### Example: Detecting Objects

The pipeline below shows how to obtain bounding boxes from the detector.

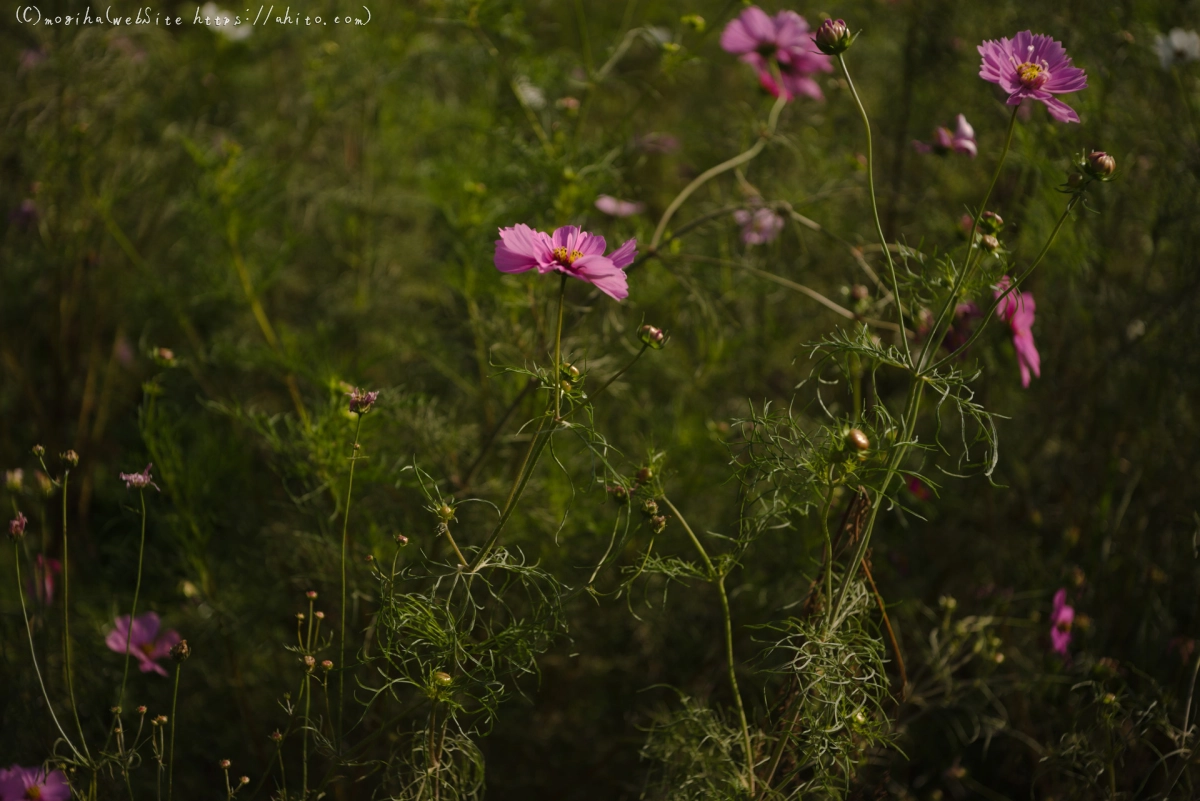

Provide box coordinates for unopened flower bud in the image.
[979,211,1004,234]
[240,776,249,785]
[111,706,122,714]
[9,512,28,540]
[32,444,45,457]
[638,325,666,349]
[269,730,283,742]
[635,467,653,484]
[437,503,454,521]
[306,590,317,600]
[156,347,176,364]
[434,671,452,686]
[850,284,869,302]
[1085,151,1116,179]
[980,234,1000,252]
[607,484,629,504]
[1066,172,1084,188]
[846,429,870,451]
[364,554,374,563]
[219,759,231,769]
[640,498,659,517]
[154,715,168,726]
[560,362,581,382]
[395,533,409,546]
[314,611,325,620]
[814,18,852,55]
[60,450,79,467]
[169,640,190,663]
[296,613,305,621]
[321,659,333,671]
[303,655,316,671]
[650,514,669,534]
[137,706,147,715]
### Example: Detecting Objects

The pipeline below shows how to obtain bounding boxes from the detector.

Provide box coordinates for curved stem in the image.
[819,480,837,630]
[919,106,1019,373]
[14,542,83,759]
[660,497,755,794]
[60,470,89,757]
[837,53,911,365]
[581,344,648,405]
[650,93,788,251]
[339,413,365,747]
[168,662,181,801]
[118,489,148,711]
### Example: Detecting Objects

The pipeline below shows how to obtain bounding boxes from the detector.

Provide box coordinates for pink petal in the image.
[720,7,774,55]
[551,225,581,252]
[570,255,629,301]
[781,73,823,101]
[575,230,607,256]
[1037,93,1080,123]
[608,238,638,270]
[494,224,550,273]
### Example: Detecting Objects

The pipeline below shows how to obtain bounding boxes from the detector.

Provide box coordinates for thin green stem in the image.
[339,413,365,747]
[927,196,1078,373]
[819,480,837,630]
[579,344,648,406]
[650,92,787,251]
[919,106,1019,373]
[60,470,90,757]
[14,542,83,759]
[302,674,312,798]
[660,497,755,795]
[118,489,148,711]
[168,662,181,801]
[553,274,567,421]
[441,521,469,567]
[837,53,911,366]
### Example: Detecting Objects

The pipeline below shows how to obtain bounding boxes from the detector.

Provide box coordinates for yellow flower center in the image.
[25,785,42,800]
[552,247,584,265]
[1015,61,1048,89]
[141,642,156,656]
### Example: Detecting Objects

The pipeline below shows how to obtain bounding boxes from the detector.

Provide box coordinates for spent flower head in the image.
[978,31,1087,123]
[494,224,638,301]
[8,512,27,540]
[347,387,379,414]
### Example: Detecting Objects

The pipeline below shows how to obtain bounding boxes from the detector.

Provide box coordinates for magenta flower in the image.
[594,195,645,218]
[942,302,982,352]
[913,114,977,157]
[1050,588,1074,655]
[28,554,61,606]
[720,7,833,101]
[994,277,1041,387]
[347,387,379,414]
[493,224,637,301]
[978,32,1087,123]
[119,464,160,492]
[0,765,70,801]
[733,207,785,245]
[8,512,27,539]
[105,612,181,677]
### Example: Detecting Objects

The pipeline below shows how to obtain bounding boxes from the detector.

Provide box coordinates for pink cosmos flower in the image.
[913,114,977,157]
[594,195,645,218]
[105,612,181,677]
[994,276,1041,387]
[978,32,1087,123]
[0,765,70,801]
[733,207,785,245]
[720,7,833,101]
[494,224,637,301]
[1050,588,1074,655]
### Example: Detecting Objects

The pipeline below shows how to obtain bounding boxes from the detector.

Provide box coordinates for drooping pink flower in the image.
[733,207,784,245]
[0,764,71,801]
[721,7,833,101]
[105,612,181,677]
[994,276,1041,387]
[119,464,160,492]
[978,32,1087,123]
[913,114,976,157]
[28,554,61,606]
[594,195,645,218]
[1050,588,1074,655]
[494,224,637,301]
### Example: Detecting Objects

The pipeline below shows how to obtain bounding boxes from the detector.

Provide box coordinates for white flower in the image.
[1155,28,1200,70]
[201,3,252,42]
[513,77,546,110]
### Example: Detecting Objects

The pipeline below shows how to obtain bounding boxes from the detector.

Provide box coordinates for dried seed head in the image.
[8,512,28,540]
[640,498,659,517]
[154,715,168,726]
[60,450,79,467]
[169,640,190,663]
[650,515,669,534]
[607,484,629,504]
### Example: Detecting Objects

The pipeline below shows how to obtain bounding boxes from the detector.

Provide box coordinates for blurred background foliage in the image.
[3,0,1200,798]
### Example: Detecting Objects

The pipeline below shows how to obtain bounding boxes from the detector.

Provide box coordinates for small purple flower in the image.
[1050,588,1074,655]
[105,612,181,677]
[28,555,61,606]
[0,765,71,801]
[994,277,1041,388]
[913,114,977,157]
[978,32,1087,123]
[494,224,637,301]
[721,7,833,102]
[594,195,645,218]
[633,132,680,154]
[8,512,27,539]
[733,207,785,245]
[119,464,160,492]
[347,387,379,414]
